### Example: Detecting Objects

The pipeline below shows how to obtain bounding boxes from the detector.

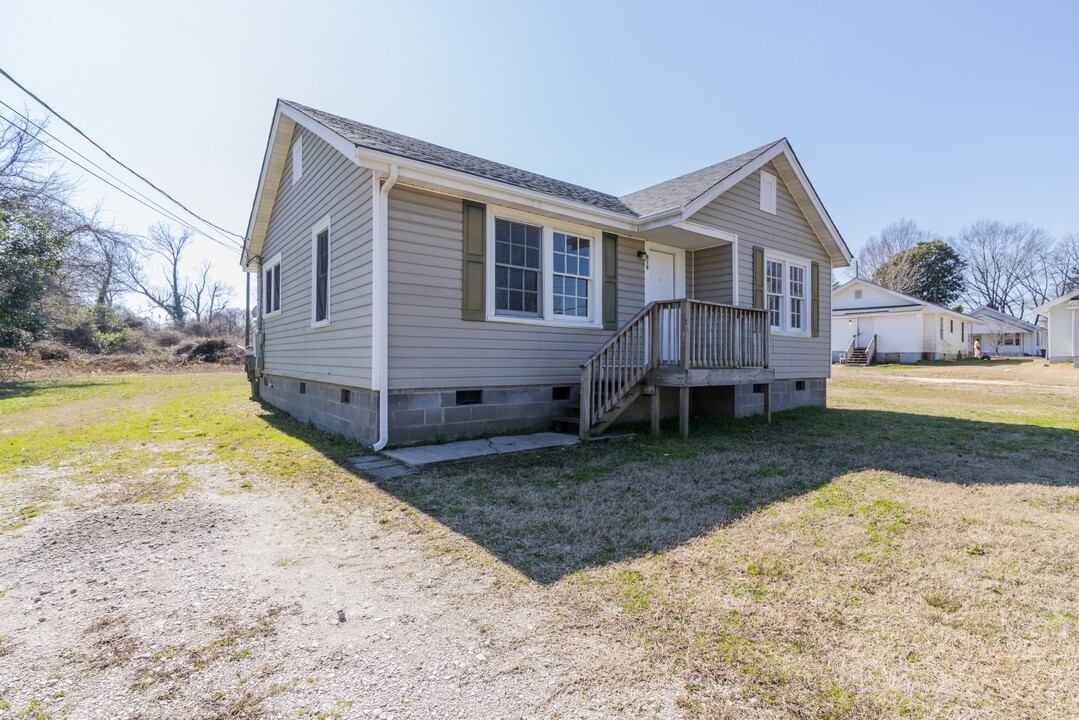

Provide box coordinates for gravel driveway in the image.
[0,483,682,719]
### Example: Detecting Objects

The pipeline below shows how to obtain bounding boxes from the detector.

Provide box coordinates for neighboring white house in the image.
[1033,290,1079,366]
[831,278,973,363]
[241,100,853,446]
[968,306,1046,357]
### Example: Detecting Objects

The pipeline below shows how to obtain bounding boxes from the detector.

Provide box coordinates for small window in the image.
[455,390,482,406]
[552,386,572,401]
[292,135,303,185]
[263,255,281,316]
[760,170,777,214]
[752,384,765,394]
[340,388,350,404]
[299,382,306,394]
[854,289,863,299]
[312,218,331,325]
[950,320,954,333]
[961,322,965,342]
[940,317,944,340]
[795,380,806,392]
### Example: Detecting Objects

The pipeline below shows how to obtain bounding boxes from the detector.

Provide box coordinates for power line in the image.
[0,112,242,254]
[0,98,239,249]
[0,65,245,242]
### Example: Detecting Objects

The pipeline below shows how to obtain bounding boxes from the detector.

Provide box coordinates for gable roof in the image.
[968,306,1041,333]
[284,101,636,216]
[833,278,974,322]
[243,100,852,268]
[1033,289,1079,314]
[619,141,782,216]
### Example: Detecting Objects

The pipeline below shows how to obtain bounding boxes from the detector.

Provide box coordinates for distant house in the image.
[241,100,852,447]
[968,306,1046,357]
[831,278,973,364]
[1033,290,1079,366]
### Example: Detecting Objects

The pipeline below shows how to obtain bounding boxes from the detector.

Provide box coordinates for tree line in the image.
[854,218,1079,319]
[0,109,239,355]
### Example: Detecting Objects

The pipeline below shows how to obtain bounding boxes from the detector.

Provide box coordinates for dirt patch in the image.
[0,487,684,719]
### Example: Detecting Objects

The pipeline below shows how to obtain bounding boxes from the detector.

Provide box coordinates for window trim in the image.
[484,205,603,328]
[763,249,812,336]
[760,170,777,214]
[263,253,282,318]
[310,215,331,328]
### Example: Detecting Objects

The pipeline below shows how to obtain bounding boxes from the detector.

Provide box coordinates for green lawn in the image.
[2,365,1077,718]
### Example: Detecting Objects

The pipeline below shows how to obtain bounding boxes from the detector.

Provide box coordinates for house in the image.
[1033,290,1079,366]
[968,306,1046,357]
[240,100,852,447]
[831,278,973,364]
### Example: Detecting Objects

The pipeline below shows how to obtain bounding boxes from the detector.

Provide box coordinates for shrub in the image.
[180,338,243,364]
[96,326,145,354]
[35,341,70,361]
[156,331,183,347]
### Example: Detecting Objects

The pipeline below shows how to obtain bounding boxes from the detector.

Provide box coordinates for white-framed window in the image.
[486,206,601,327]
[263,253,282,317]
[763,251,811,334]
[292,135,303,185]
[760,170,777,214]
[311,215,331,327]
[940,317,944,339]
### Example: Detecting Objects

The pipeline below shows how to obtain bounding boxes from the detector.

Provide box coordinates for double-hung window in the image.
[489,208,599,326]
[494,218,541,315]
[764,252,811,334]
[311,216,331,326]
[263,254,281,316]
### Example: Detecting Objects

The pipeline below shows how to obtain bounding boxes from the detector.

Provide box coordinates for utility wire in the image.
[0,113,242,254]
[0,65,245,242]
[0,98,240,249]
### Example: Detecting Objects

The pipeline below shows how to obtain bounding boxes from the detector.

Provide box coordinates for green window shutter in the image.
[461,200,486,321]
[602,233,619,330]
[811,261,821,337]
[752,245,765,309]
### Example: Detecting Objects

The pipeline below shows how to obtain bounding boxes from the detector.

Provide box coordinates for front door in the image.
[645,243,685,363]
[857,317,874,349]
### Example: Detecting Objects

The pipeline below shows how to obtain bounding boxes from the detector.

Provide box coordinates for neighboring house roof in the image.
[832,278,974,323]
[242,100,853,269]
[1033,290,1079,314]
[968,306,1041,333]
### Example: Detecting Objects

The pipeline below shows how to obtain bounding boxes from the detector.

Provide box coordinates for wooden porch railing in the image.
[844,334,857,364]
[579,299,769,438]
[866,333,878,365]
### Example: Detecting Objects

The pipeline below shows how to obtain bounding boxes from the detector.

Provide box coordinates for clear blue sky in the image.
[5,0,1078,311]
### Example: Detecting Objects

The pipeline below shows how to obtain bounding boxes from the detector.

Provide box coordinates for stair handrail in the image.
[845,334,857,364]
[866,334,878,365]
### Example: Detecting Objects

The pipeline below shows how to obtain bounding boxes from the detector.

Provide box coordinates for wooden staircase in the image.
[843,334,877,367]
[573,299,772,439]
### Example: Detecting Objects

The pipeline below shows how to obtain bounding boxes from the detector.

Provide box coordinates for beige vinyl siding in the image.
[691,245,734,304]
[687,161,832,380]
[260,127,374,387]
[386,186,645,389]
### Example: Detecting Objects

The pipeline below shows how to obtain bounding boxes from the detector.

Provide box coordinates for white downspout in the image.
[372,164,399,451]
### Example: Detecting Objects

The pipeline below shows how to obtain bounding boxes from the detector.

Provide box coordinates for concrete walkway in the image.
[383,431,579,467]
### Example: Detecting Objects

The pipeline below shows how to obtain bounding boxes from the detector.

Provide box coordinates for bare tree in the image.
[857,219,930,279]
[953,220,1051,318]
[120,223,192,326]
[0,108,69,214]
[186,260,233,322]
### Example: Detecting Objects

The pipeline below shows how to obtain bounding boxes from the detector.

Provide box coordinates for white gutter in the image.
[372,164,399,451]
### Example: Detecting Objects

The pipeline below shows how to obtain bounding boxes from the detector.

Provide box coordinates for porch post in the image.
[679,387,690,439]
[651,387,661,435]
[763,383,772,424]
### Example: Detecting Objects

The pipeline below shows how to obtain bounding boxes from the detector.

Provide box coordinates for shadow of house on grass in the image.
[258,403,1079,585]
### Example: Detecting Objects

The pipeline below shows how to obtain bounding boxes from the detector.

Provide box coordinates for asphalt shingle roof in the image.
[618,141,783,216]
[284,100,778,219]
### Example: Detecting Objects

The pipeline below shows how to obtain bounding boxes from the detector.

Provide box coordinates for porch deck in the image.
[577,299,773,439]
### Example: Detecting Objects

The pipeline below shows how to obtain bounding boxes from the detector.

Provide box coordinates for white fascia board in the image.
[833,308,922,317]
[671,221,736,243]
[243,101,367,271]
[356,148,640,233]
[680,140,852,267]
